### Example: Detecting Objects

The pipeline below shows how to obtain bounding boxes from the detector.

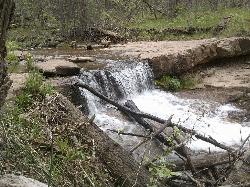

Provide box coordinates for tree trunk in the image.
[0,0,15,108]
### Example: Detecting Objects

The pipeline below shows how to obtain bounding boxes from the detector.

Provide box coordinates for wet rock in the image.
[0,174,47,187]
[35,59,80,77]
[68,56,95,63]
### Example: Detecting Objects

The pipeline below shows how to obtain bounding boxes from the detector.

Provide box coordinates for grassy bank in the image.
[125,7,250,40]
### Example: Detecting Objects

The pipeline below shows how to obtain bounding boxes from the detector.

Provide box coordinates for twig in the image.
[108,129,149,138]
[130,116,173,153]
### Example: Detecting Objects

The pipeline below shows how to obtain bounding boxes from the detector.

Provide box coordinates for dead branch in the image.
[108,129,149,138]
[76,82,234,153]
[130,117,172,153]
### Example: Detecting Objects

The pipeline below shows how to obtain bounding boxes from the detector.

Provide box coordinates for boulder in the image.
[68,56,95,63]
[0,174,47,187]
[35,59,80,77]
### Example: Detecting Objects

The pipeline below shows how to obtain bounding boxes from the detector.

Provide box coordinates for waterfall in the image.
[78,60,250,153]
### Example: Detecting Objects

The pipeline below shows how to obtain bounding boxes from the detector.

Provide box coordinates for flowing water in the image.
[78,60,250,154]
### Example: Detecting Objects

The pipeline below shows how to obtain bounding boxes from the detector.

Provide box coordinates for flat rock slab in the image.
[105,37,250,78]
[35,59,80,77]
[0,174,47,187]
[68,56,95,63]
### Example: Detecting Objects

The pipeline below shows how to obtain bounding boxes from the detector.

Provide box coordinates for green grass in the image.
[126,7,250,40]
[0,72,111,186]
[156,74,200,91]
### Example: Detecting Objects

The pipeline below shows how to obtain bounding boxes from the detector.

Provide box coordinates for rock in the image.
[106,37,250,78]
[0,174,47,187]
[68,57,95,63]
[13,51,29,61]
[7,73,29,99]
[55,66,81,76]
[35,59,80,77]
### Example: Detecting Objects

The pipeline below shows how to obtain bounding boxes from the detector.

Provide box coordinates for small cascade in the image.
[78,59,250,154]
[79,60,153,100]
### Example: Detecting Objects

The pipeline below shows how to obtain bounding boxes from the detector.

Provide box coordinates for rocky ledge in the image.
[106,37,250,78]
[35,59,81,77]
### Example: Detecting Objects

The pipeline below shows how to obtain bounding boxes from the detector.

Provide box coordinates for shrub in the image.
[6,52,19,72]
[15,72,54,111]
[156,75,181,91]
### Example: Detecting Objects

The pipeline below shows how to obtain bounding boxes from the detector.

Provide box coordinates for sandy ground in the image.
[197,58,250,89]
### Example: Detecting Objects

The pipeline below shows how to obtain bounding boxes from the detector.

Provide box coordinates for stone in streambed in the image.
[35,59,80,77]
[68,57,95,63]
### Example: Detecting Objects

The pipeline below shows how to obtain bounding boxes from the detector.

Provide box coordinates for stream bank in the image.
[5,36,250,186]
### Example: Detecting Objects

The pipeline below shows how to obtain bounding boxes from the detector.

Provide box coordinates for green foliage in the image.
[156,75,181,91]
[24,53,35,72]
[149,162,174,186]
[6,41,21,51]
[6,52,19,72]
[0,71,109,186]
[156,74,201,91]
[127,7,250,40]
[5,41,21,72]
[15,72,54,111]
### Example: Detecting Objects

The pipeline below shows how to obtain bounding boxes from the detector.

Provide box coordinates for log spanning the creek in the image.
[124,100,196,173]
[76,82,235,153]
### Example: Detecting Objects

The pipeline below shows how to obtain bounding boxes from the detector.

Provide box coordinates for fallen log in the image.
[171,152,233,171]
[125,100,195,172]
[76,82,234,153]
[37,94,150,186]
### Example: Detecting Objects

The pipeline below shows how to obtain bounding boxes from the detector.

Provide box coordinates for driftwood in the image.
[76,82,250,186]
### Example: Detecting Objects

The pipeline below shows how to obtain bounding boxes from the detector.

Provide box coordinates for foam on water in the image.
[132,90,250,151]
[79,61,250,152]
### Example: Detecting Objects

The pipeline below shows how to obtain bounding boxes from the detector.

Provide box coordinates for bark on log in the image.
[44,94,150,186]
[0,0,15,108]
[171,152,233,171]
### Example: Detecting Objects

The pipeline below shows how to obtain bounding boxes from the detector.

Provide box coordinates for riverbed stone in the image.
[68,56,95,63]
[35,59,81,77]
[0,174,47,187]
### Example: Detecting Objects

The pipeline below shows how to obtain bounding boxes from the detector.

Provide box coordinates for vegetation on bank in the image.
[156,74,201,91]
[127,7,250,40]
[0,66,114,186]
[8,0,250,48]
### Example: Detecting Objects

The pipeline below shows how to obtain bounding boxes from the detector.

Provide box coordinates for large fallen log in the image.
[171,152,233,171]
[37,94,150,186]
[125,100,196,173]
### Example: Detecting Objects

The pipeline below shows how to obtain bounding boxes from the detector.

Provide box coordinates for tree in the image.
[0,0,15,108]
